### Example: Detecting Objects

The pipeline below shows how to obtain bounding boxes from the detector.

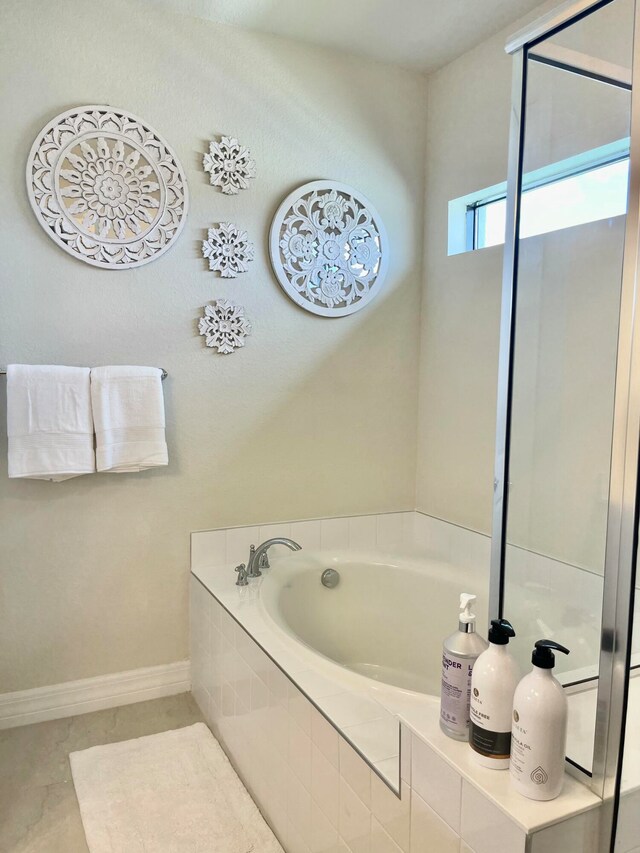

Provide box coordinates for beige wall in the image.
[416,27,512,533]
[0,0,426,691]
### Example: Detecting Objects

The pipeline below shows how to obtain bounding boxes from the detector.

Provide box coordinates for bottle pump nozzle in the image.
[459,593,477,632]
[488,618,516,645]
[532,639,570,669]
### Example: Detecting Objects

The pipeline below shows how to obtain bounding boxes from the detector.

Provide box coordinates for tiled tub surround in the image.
[191,512,616,852]
[191,511,638,775]
[191,512,487,789]
[191,511,640,687]
[191,577,603,853]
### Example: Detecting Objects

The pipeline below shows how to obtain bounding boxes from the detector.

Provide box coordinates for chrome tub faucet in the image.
[246,537,302,578]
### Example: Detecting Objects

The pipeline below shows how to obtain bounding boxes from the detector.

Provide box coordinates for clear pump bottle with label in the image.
[469,618,519,768]
[440,594,488,741]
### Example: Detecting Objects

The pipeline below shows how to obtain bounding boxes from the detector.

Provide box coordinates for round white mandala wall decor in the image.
[202,223,255,278]
[203,136,256,195]
[26,105,189,269]
[269,180,389,317]
[198,299,252,354]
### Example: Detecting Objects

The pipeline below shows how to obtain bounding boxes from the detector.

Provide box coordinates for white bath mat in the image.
[70,722,284,853]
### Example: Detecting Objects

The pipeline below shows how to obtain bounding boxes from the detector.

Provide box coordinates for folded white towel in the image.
[7,364,95,481]
[90,366,168,473]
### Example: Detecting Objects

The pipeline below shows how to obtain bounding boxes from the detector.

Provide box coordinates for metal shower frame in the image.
[490,0,639,847]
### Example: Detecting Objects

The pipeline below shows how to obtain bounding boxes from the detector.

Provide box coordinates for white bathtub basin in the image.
[260,550,489,696]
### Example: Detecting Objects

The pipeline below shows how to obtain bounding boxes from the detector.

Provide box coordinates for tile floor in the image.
[0,692,204,853]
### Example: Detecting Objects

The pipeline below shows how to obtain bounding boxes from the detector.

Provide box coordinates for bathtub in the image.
[259,549,489,698]
[191,517,606,846]
[256,549,607,778]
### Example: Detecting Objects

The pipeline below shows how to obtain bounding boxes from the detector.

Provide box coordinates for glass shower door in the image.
[494,0,636,802]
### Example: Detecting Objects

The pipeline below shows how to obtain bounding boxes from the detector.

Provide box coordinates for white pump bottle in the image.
[469,618,519,769]
[510,639,570,801]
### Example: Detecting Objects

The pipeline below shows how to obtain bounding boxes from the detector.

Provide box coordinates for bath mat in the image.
[70,722,283,853]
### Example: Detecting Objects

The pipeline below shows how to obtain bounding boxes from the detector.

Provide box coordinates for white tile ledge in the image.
[400,704,600,836]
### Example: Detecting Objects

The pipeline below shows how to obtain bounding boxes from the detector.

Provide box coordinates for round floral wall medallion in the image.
[269,180,389,317]
[26,105,189,269]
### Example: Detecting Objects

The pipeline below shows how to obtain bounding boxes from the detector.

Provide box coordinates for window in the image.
[448,139,630,255]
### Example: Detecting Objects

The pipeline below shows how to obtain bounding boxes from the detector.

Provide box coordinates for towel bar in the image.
[0,367,168,379]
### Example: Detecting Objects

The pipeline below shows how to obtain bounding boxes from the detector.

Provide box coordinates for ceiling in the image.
[151,0,548,73]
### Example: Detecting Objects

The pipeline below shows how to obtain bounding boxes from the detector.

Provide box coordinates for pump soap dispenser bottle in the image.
[440,594,488,741]
[510,639,570,801]
[469,618,519,768]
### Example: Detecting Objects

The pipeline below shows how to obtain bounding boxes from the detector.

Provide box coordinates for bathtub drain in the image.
[321,568,340,588]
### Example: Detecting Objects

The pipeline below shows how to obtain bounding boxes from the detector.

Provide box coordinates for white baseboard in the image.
[0,660,191,730]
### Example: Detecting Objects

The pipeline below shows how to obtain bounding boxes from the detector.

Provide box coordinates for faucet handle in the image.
[235,563,248,586]
[247,544,262,578]
[258,551,270,569]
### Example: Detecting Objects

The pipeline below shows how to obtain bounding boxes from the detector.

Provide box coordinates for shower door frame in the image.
[491,0,640,845]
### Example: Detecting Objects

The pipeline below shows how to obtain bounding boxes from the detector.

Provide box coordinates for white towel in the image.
[91,366,168,473]
[6,364,95,481]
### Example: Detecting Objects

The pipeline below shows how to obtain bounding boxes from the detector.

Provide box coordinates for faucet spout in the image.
[246,537,302,578]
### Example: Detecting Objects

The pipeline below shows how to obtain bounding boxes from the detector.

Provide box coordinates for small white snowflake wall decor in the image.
[203,136,256,195]
[198,300,252,354]
[202,222,255,278]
